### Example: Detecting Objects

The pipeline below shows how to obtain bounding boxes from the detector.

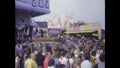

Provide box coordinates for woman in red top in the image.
[44,52,51,68]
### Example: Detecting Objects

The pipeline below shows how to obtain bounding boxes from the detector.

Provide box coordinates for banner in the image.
[48,28,62,34]
[36,22,48,28]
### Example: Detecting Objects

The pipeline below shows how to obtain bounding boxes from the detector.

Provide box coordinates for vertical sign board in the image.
[98,24,101,40]
[48,28,62,35]
[36,22,48,28]
[16,0,49,9]
[31,0,49,9]
[16,0,50,17]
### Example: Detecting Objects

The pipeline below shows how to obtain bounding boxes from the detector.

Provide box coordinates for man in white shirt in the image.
[96,49,100,59]
[24,56,30,68]
[81,53,93,68]
[58,53,68,67]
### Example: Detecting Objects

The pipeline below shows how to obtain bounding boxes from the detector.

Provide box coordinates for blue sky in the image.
[32,0,105,29]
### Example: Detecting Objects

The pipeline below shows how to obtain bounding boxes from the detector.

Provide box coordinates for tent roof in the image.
[64,30,97,34]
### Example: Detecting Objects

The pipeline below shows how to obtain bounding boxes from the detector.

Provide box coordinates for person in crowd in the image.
[27,53,38,68]
[16,44,23,57]
[72,53,80,68]
[96,49,101,60]
[91,50,98,68]
[44,52,52,68]
[15,30,105,68]
[54,53,60,68]
[74,48,80,58]
[24,54,30,68]
[15,55,20,68]
[29,25,33,40]
[34,49,38,56]
[67,53,73,68]
[36,50,45,68]
[36,30,40,38]
[57,64,65,68]
[19,55,24,68]
[58,52,68,67]
[48,59,55,68]
[98,53,105,68]
[81,52,92,68]
[79,53,83,65]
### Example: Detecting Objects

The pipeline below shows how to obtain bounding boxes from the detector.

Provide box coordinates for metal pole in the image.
[43,43,46,56]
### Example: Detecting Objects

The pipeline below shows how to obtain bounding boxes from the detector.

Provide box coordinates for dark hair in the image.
[25,55,29,59]
[99,53,105,62]
[78,53,82,58]
[48,59,55,66]
[91,50,96,56]
[56,53,60,58]
[71,53,74,58]
[79,47,83,51]
[60,52,65,57]
[84,52,90,60]
[18,44,20,47]
[57,64,65,68]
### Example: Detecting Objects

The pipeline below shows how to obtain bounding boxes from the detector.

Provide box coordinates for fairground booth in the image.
[64,23,102,40]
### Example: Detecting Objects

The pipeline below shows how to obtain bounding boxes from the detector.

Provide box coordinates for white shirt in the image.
[24,58,30,68]
[59,57,68,65]
[69,58,74,68]
[74,49,79,57]
[48,66,55,68]
[15,56,19,64]
[96,53,100,59]
[81,60,93,68]
[69,58,73,65]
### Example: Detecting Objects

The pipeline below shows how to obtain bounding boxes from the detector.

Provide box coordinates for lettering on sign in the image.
[31,0,49,9]
[16,0,49,9]
[32,0,36,7]
[38,0,44,8]
[45,0,49,8]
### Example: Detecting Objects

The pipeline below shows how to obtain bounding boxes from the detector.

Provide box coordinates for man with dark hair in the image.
[91,50,96,57]
[24,54,30,68]
[81,53,92,68]
[36,50,45,68]
[57,64,65,68]
[79,53,83,65]
[91,50,98,68]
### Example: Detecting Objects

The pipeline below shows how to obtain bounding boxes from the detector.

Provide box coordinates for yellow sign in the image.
[84,24,94,30]
[98,24,101,40]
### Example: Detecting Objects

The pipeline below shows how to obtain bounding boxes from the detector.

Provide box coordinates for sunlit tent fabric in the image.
[64,30,97,34]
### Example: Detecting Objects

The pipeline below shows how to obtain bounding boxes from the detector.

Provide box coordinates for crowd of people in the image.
[15,31,105,68]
